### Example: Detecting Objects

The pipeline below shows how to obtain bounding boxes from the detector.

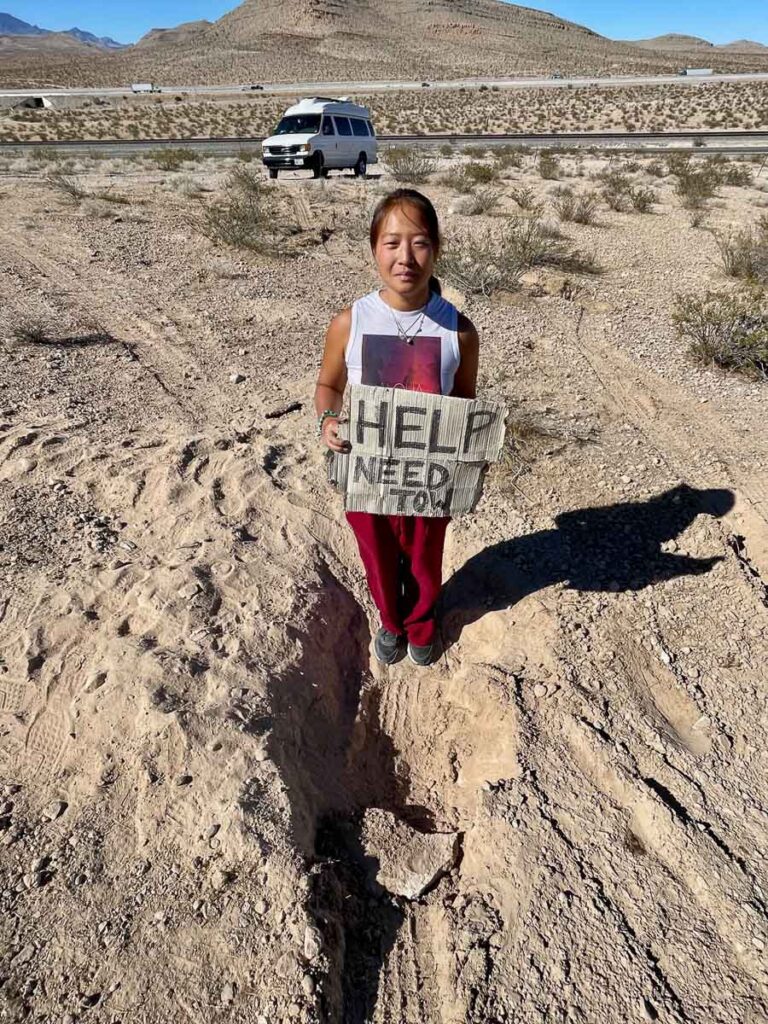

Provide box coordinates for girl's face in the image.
[373,203,438,305]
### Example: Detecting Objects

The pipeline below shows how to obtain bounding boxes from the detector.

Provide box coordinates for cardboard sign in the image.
[328,385,506,517]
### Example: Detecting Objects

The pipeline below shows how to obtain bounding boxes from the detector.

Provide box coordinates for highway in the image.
[2,131,768,157]
[2,71,768,100]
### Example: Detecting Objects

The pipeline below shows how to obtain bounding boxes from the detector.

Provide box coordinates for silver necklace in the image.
[387,300,428,345]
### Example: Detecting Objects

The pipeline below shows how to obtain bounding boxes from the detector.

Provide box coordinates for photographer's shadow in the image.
[439,483,735,647]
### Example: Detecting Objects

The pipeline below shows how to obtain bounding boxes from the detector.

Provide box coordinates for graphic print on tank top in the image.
[360,334,442,394]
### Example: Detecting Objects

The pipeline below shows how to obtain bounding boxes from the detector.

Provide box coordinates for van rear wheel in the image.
[354,153,367,178]
[311,153,325,179]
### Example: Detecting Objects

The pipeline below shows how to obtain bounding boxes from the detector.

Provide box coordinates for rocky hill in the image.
[1,0,767,87]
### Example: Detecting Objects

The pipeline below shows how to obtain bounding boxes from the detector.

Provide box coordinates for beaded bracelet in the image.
[316,409,339,438]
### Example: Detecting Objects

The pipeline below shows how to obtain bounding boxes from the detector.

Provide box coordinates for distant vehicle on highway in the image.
[678,68,713,76]
[131,83,161,94]
[261,96,377,179]
[421,81,430,87]
[243,84,264,91]
[550,71,563,79]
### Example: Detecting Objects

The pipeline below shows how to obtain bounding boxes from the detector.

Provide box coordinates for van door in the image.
[316,115,337,168]
[332,115,354,168]
[350,116,375,166]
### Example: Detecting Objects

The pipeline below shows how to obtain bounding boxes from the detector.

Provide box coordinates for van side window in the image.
[321,117,335,136]
[334,116,352,136]
[351,118,369,137]
[366,121,375,136]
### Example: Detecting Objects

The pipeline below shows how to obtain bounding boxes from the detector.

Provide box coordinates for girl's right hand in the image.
[322,417,351,453]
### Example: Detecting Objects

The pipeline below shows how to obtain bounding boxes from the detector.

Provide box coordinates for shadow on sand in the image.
[439,482,735,647]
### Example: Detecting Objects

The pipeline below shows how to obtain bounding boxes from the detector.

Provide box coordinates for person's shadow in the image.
[439,483,735,646]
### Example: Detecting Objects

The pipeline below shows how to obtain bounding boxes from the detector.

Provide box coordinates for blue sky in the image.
[4,0,766,46]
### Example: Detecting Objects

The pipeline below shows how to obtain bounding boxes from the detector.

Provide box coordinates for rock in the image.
[533,684,547,698]
[303,924,322,961]
[175,774,193,786]
[11,943,35,966]
[229,372,245,384]
[221,981,236,1004]
[360,808,459,900]
[42,800,67,821]
[301,974,315,996]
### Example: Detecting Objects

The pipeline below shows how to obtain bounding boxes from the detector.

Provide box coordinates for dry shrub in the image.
[629,186,657,213]
[538,150,559,180]
[464,162,498,185]
[599,170,632,212]
[714,228,768,284]
[147,147,198,171]
[440,167,475,193]
[551,187,600,225]
[383,146,436,184]
[46,170,88,203]
[462,187,502,215]
[201,168,304,255]
[672,290,768,379]
[437,227,522,297]
[510,186,538,210]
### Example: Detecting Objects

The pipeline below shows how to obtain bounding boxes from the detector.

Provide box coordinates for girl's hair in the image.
[369,188,442,296]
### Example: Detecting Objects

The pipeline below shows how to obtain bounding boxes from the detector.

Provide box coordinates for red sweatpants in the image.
[346,511,450,647]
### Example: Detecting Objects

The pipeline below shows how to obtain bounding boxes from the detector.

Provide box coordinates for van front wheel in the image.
[311,153,325,179]
[354,153,367,178]
[268,168,278,179]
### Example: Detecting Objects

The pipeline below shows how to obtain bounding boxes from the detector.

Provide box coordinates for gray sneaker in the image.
[374,628,404,665]
[407,641,436,667]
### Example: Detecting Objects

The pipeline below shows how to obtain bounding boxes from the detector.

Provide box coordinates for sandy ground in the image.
[2,80,768,143]
[1,151,768,1023]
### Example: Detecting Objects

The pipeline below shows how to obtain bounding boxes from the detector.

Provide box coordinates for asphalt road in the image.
[2,71,768,99]
[2,131,768,158]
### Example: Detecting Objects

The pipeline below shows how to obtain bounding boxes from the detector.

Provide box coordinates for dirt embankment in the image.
[1,156,767,1022]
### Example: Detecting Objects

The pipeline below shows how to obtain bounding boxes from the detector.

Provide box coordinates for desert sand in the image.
[1,146,768,1022]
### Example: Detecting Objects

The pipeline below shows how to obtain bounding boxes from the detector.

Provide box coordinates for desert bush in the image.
[439,143,454,156]
[599,171,632,212]
[629,186,657,213]
[440,167,475,193]
[462,187,502,215]
[147,147,198,171]
[720,163,753,187]
[646,159,667,178]
[383,146,437,184]
[674,166,719,209]
[11,317,50,344]
[464,162,498,185]
[437,227,523,296]
[510,186,538,210]
[503,214,599,274]
[551,187,600,225]
[46,170,88,203]
[234,148,257,163]
[538,150,559,180]
[29,146,62,163]
[672,290,768,379]
[494,145,523,169]
[201,168,303,255]
[713,228,768,283]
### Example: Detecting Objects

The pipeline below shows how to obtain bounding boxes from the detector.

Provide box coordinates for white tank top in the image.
[345,287,461,396]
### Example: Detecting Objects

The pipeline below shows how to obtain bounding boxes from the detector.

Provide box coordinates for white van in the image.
[261,96,377,180]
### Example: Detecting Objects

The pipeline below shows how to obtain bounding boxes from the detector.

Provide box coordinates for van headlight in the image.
[298,144,311,153]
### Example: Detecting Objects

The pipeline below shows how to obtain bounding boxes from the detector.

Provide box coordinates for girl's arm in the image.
[451,312,480,399]
[315,308,351,452]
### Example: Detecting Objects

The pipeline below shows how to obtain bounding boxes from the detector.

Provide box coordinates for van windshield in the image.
[274,114,321,136]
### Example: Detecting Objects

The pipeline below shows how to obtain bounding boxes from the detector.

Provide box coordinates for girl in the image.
[314,188,479,666]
